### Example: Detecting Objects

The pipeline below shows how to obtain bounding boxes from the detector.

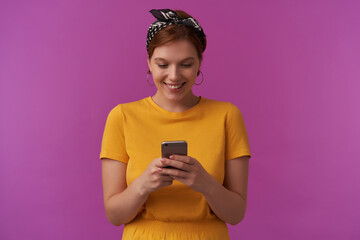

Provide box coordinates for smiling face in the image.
[147,39,201,105]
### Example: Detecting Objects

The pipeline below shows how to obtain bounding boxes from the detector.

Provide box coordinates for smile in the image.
[163,82,186,90]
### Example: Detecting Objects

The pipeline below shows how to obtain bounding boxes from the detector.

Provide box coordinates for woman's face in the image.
[147,39,201,103]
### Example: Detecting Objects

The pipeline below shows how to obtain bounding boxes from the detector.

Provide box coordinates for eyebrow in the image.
[154,57,195,61]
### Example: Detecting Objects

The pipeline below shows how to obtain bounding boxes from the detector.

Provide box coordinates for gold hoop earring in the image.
[147,70,155,86]
[195,70,204,86]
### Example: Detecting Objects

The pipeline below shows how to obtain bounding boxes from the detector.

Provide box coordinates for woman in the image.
[100,9,251,240]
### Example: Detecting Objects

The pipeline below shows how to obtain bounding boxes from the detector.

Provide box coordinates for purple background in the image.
[1,0,359,239]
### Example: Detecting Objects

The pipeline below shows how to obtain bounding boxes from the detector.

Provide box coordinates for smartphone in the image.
[161,141,187,168]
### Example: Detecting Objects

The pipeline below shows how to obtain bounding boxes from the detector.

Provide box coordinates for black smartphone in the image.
[161,141,187,168]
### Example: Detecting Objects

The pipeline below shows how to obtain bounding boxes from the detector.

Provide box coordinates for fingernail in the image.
[169,155,174,159]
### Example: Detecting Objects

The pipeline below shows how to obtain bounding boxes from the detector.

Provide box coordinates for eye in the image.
[158,64,168,68]
[181,63,193,68]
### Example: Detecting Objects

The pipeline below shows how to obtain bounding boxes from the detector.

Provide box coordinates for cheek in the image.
[152,71,165,82]
[189,70,198,79]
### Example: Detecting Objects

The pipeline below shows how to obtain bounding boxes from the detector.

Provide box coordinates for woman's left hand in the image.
[159,155,215,193]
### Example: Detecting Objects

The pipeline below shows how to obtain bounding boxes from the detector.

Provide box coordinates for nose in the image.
[168,65,181,82]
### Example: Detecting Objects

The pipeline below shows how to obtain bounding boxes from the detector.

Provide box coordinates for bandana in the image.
[146,9,206,52]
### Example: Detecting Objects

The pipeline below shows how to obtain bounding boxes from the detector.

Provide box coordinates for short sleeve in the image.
[225,103,251,160]
[99,105,129,163]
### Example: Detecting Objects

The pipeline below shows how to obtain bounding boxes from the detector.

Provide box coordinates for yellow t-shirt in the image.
[100,96,251,240]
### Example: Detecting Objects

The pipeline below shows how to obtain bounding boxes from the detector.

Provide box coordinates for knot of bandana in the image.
[146,9,206,52]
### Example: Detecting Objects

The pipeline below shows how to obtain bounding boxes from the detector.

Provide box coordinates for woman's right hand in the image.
[136,158,174,195]
[102,158,173,226]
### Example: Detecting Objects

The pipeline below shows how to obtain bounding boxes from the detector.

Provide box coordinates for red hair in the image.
[147,10,207,62]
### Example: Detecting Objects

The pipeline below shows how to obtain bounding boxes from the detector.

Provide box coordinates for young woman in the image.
[100,9,251,240]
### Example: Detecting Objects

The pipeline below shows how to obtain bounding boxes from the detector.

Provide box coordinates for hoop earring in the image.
[147,70,155,86]
[194,70,204,86]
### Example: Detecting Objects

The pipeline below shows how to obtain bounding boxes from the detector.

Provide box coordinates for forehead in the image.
[151,39,199,61]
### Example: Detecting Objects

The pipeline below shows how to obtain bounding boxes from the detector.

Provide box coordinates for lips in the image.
[163,82,186,90]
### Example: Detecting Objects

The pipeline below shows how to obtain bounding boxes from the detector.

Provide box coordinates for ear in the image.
[198,59,202,73]
[147,58,152,72]
[197,61,202,76]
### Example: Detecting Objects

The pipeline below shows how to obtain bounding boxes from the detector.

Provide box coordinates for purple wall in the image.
[1,0,359,239]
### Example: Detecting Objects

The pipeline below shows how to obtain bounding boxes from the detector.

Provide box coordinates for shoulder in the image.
[201,97,241,114]
[200,98,245,124]
[104,98,150,123]
[109,97,149,114]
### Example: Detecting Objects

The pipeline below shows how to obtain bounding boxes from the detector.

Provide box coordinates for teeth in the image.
[166,83,183,89]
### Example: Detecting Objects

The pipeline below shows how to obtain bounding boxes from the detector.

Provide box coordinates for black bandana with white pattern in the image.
[146,9,206,52]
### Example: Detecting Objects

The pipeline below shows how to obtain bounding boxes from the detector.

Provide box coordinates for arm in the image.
[102,158,147,226]
[160,155,250,225]
[102,158,173,226]
[204,156,249,225]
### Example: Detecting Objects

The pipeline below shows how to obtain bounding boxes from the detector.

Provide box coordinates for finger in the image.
[169,176,190,188]
[161,158,191,172]
[162,179,174,185]
[170,175,186,182]
[160,175,174,181]
[169,155,195,165]
[154,158,167,167]
[160,175,174,186]
[162,180,173,187]
[159,167,189,178]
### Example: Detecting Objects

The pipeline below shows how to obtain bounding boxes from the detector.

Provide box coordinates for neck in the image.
[151,92,200,113]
